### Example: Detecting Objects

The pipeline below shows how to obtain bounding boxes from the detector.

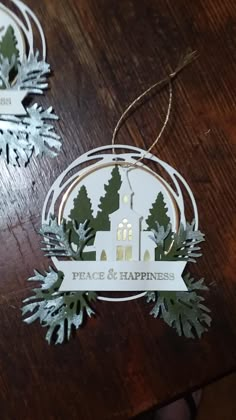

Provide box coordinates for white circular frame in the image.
[42,145,199,302]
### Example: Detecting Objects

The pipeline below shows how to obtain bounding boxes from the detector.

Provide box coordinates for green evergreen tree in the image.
[0,25,19,62]
[0,25,20,88]
[68,185,95,249]
[94,166,122,231]
[69,185,94,223]
[146,192,171,260]
[146,192,170,230]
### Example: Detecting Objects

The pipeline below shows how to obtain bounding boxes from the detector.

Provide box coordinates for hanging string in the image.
[111,50,197,162]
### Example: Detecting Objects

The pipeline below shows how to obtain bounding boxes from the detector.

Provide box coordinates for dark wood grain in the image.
[0,0,236,419]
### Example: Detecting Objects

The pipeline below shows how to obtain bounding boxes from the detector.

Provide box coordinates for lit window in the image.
[116,246,132,261]
[101,250,107,261]
[144,250,150,262]
[117,229,122,240]
[122,228,127,240]
[116,246,124,261]
[123,195,129,204]
[127,223,133,240]
[117,220,133,242]
[125,246,132,261]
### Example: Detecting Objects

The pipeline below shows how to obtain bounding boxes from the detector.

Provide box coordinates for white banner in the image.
[55,261,188,292]
[0,91,27,115]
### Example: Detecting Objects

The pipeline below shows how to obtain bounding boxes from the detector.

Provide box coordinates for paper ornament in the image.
[22,145,211,344]
[0,0,61,165]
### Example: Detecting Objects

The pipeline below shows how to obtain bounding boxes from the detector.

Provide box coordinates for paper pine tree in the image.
[95,166,122,230]
[68,185,94,246]
[0,25,19,88]
[146,192,170,230]
[69,185,94,223]
[0,25,19,62]
[146,192,171,259]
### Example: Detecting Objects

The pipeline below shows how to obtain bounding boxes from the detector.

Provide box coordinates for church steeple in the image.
[118,168,133,208]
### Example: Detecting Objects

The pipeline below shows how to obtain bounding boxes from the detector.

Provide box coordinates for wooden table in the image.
[0,0,236,419]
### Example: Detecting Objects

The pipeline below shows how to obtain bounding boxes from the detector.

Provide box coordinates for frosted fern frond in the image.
[0,54,17,89]
[22,267,97,345]
[14,51,50,94]
[147,273,211,338]
[150,222,171,246]
[40,215,94,260]
[0,104,61,165]
[150,220,205,263]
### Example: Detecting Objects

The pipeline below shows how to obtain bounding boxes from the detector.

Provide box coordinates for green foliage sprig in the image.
[0,104,61,165]
[150,220,205,262]
[22,267,97,344]
[40,215,94,260]
[147,273,211,338]
[14,51,50,94]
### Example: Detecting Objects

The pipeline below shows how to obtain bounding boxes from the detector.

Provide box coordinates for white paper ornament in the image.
[40,144,203,301]
[0,0,61,165]
[22,53,211,344]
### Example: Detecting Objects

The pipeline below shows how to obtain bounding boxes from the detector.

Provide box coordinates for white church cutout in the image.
[92,170,156,262]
